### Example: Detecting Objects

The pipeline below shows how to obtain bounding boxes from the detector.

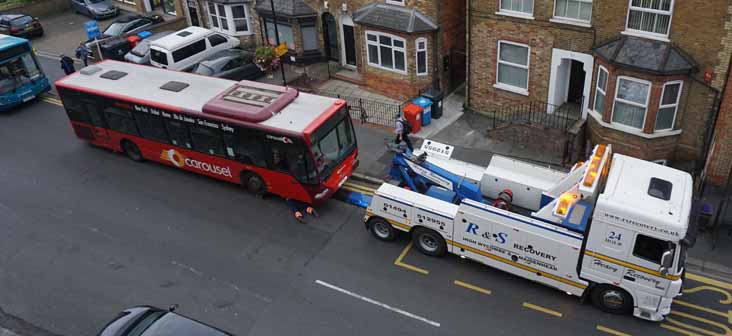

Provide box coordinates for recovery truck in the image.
[364,142,694,321]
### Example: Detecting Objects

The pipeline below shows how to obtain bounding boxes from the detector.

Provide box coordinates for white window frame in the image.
[497,0,535,20]
[415,37,428,76]
[365,31,408,75]
[385,0,406,5]
[495,40,530,96]
[624,0,674,41]
[611,76,652,131]
[593,65,608,113]
[205,2,253,36]
[655,80,683,132]
[551,0,592,26]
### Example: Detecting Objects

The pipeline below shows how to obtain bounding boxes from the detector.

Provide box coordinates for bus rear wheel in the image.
[412,228,446,257]
[122,140,144,162]
[241,172,265,195]
[591,285,633,315]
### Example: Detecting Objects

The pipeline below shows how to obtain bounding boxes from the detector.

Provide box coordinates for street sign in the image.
[84,20,101,40]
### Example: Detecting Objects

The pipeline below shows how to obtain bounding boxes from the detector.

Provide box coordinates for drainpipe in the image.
[432,0,441,91]
[465,0,472,110]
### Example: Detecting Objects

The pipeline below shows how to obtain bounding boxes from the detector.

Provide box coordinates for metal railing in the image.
[488,100,581,131]
[319,92,404,127]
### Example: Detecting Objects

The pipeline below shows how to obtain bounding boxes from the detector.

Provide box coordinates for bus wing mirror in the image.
[660,250,673,275]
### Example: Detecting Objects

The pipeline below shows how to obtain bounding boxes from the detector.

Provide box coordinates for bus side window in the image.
[85,103,106,128]
[103,106,139,136]
[223,130,267,167]
[62,93,91,123]
[164,119,192,148]
[190,125,225,156]
[134,111,169,143]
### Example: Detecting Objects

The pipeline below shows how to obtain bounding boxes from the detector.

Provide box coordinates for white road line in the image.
[315,280,441,327]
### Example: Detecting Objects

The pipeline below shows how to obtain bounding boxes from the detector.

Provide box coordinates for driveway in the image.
[30,10,122,58]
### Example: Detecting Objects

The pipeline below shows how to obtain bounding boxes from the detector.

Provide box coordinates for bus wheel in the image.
[241,172,265,194]
[412,228,446,257]
[591,285,633,315]
[368,217,397,241]
[121,140,144,162]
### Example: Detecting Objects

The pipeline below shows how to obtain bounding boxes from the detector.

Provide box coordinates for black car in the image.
[102,15,163,38]
[192,49,264,81]
[71,0,118,19]
[98,306,234,336]
[0,14,43,38]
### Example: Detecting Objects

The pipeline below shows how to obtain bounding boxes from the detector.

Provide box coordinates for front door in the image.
[323,13,339,62]
[343,24,356,66]
[567,60,586,105]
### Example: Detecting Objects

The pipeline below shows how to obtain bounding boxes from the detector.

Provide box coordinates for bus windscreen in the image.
[0,52,41,94]
[310,107,356,181]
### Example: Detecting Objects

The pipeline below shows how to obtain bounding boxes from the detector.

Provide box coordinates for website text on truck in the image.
[0,34,50,111]
[365,143,693,321]
[55,60,357,204]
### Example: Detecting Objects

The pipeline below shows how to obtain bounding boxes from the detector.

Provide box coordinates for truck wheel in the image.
[241,172,265,195]
[412,228,446,257]
[122,140,144,162]
[591,285,633,315]
[368,217,397,241]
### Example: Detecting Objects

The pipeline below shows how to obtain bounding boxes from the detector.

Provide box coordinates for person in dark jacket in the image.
[286,198,318,223]
[75,43,90,66]
[60,55,75,75]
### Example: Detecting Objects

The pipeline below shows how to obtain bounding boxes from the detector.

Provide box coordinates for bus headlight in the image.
[315,188,330,199]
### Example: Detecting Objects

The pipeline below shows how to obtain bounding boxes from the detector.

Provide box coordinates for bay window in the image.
[655,81,682,131]
[612,77,650,130]
[554,0,592,22]
[594,66,608,113]
[302,23,318,51]
[626,0,674,38]
[366,31,407,74]
[496,41,530,94]
[206,2,252,35]
[264,19,295,50]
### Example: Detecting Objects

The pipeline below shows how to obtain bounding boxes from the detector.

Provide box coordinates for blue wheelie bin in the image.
[412,96,433,126]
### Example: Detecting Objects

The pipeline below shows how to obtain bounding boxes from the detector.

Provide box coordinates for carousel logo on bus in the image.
[266,134,293,144]
[160,149,233,178]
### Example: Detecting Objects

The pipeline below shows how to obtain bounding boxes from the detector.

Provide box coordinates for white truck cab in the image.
[364,144,693,321]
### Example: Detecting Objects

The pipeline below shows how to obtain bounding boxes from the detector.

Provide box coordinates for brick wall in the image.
[0,0,71,17]
[706,63,732,185]
[587,117,681,161]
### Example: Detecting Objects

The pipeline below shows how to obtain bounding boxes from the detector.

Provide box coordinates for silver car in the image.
[192,49,263,80]
[124,31,174,64]
[70,0,118,19]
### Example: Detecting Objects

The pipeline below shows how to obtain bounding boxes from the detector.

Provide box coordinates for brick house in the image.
[467,0,732,166]
[182,0,466,101]
[704,60,732,187]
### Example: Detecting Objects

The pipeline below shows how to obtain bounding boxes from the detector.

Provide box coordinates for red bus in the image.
[55,60,357,205]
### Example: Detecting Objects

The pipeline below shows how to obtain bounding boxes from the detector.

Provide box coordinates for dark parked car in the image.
[0,14,43,38]
[70,0,118,19]
[98,306,233,336]
[192,49,263,80]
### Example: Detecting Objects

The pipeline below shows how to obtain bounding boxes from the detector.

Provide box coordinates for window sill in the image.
[621,30,670,43]
[495,11,534,20]
[588,109,682,139]
[209,26,254,37]
[494,83,529,96]
[385,0,405,6]
[366,62,408,76]
[549,17,591,28]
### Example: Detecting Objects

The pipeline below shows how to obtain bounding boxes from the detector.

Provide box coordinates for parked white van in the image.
[149,26,239,71]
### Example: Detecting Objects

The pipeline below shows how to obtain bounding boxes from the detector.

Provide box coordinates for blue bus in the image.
[0,33,50,111]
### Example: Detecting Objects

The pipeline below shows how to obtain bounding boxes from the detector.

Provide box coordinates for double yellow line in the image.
[342,181,377,195]
[39,93,62,107]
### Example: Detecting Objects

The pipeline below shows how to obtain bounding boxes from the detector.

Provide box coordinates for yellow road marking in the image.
[344,181,376,193]
[343,184,373,195]
[394,242,429,275]
[673,300,732,324]
[40,94,62,106]
[596,325,632,336]
[661,323,704,336]
[682,286,732,305]
[663,310,732,336]
[453,280,492,296]
[522,302,562,317]
[686,273,732,291]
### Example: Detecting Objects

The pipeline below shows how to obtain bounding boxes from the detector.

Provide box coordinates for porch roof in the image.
[353,3,437,33]
[255,0,317,18]
[593,35,697,76]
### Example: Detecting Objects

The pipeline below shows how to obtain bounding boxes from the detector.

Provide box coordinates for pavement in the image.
[1,46,729,336]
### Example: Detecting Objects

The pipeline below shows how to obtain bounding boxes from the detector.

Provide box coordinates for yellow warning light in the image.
[555,191,578,217]
[571,160,585,171]
[583,145,607,187]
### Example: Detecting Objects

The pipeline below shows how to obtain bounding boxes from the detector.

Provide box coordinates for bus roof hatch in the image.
[202,81,299,123]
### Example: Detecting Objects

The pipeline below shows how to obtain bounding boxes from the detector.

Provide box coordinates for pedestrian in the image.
[394,114,414,152]
[60,54,75,75]
[286,198,318,223]
[75,42,90,67]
